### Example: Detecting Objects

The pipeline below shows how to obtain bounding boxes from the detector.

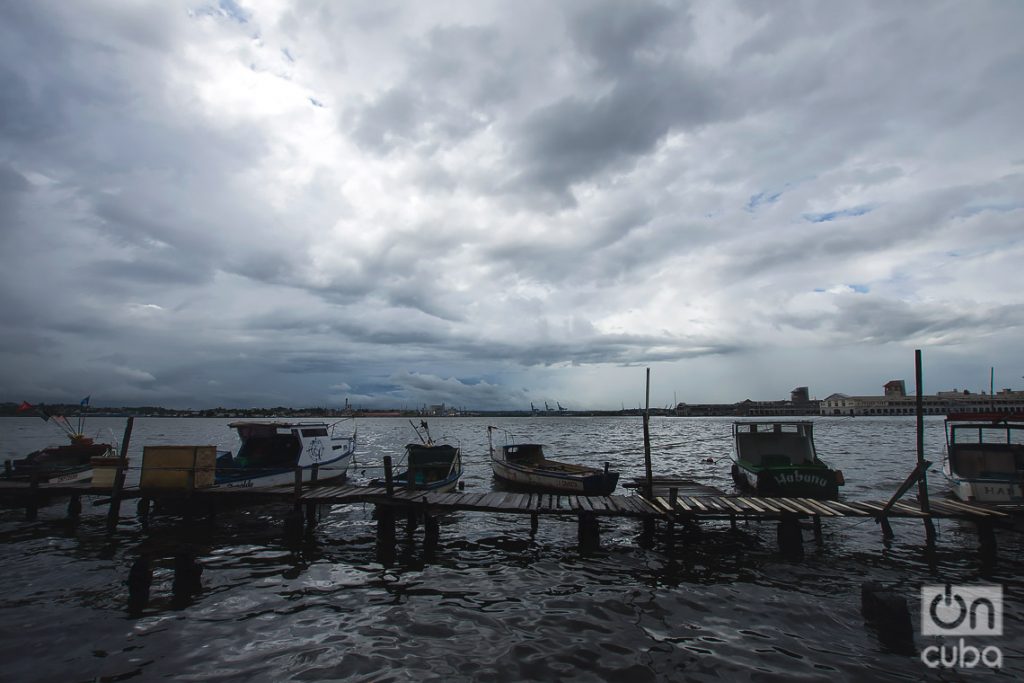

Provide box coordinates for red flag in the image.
[17,401,33,413]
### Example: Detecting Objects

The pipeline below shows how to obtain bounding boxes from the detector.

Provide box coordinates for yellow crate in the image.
[90,457,126,488]
[140,445,217,490]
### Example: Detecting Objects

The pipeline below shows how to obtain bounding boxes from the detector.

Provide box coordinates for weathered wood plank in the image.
[736,496,767,513]
[717,497,744,513]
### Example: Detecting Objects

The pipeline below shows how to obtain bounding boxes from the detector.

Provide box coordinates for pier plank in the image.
[797,498,838,517]
[737,496,768,513]
[685,496,708,511]
[716,497,744,513]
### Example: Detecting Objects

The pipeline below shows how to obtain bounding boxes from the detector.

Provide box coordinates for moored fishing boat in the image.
[730,421,843,499]
[942,412,1024,503]
[487,426,619,495]
[391,421,463,493]
[4,436,114,484]
[3,399,116,484]
[215,420,356,488]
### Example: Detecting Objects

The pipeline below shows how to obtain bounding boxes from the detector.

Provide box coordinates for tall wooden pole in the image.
[643,368,653,499]
[915,350,929,513]
[106,416,133,531]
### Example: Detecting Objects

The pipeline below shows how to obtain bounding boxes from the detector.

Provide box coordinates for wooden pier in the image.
[0,476,1010,540]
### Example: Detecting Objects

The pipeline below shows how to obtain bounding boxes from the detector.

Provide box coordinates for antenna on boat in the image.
[409,419,434,446]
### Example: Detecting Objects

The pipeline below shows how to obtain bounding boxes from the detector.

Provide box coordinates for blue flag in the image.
[80,395,90,407]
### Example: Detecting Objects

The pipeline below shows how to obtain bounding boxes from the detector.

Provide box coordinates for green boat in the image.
[730,421,844,499]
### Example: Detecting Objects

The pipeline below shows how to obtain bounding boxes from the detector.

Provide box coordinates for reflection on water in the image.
[0,416,1022,681]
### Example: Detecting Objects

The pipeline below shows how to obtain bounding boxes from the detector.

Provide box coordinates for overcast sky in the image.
[1,1,1022,410]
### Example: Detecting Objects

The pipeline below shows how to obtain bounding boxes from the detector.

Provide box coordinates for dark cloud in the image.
[0,1,1021,408]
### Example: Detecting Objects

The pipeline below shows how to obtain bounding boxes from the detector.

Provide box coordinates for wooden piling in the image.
[642,368,653,500]
[106,416,134,532]
[26,473,39,521]
[305,464,319,527]
[67,494,81,521]
[813,515,823,545]
[292,466,303,511]
[530,512,539,536]
[777,514,804,557]
[383,456,394,496]
[578,511,600,552]
[424,513,440,546]
[376,504,396,566]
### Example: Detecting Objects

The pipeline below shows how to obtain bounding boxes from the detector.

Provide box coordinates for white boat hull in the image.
[218,456,353,490]
[492,458,586,494]
[947,476,1023,503]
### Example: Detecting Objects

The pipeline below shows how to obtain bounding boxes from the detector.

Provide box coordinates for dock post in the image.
[67,494,81,521]
[977,520,997,563]
[293,466,303,511]
[530,512,539,537]
[914,350,934,542]
[26,473,39,521]
[777,514,804,557]
[172,553,203,607]
[305,464,319,528]
[861,582,914,654]
[127,555,152,615]
[812,516,823,546]
[642,368,654,500]
[383,456,394,496]
[106,416,134,532]
[376,504,396,566]
[879,515,895,540]
[578,511,600,552]
[137,498,150,528]
[424,512,440,547]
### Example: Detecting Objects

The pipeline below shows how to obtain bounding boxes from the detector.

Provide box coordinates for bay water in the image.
[0,416,1020,681]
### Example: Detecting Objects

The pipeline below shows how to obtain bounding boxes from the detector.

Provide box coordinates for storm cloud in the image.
[1,1,1022,409]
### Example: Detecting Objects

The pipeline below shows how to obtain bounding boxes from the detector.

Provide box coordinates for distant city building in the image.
[820,383,1024,416]
[883,380,907,397]
[675,386,820,417]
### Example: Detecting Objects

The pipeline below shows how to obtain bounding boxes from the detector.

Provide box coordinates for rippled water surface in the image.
[1,416,1022,681]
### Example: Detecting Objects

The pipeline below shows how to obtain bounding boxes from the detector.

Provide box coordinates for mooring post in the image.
[293,466,303,511]
[136,498,150,528]
[376,504,396,566]
[424,512,440,547]
[777,514,804,557]
[67,494,81,521]
[813,515,823,546]
[305,464,319,527]
[172,552,203,607]
[406,507,418,535]
[642,368,654,500]
[978,520,997,563]
[578,511,600,552]
[530,512,539,536]
[127,555,152,615]
[106,416,134,532]
[914,350,935,549]
[26,473,39,521]
[383,455,394,496]
[861,582,914,654]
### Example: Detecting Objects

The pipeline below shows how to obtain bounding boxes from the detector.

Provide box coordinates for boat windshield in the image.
[234,425,302,468]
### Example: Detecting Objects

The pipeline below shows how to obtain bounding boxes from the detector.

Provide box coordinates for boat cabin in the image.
[403,444,461,486]
[229,422,329,469]
[733,422,817,467]
[501,444,545,465]
[946,417,1024,480]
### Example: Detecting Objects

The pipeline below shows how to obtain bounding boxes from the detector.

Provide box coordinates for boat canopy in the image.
[734,422,816,466]
[502,444,544,464]
[233,423,302,468]
[406,444,459,466]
